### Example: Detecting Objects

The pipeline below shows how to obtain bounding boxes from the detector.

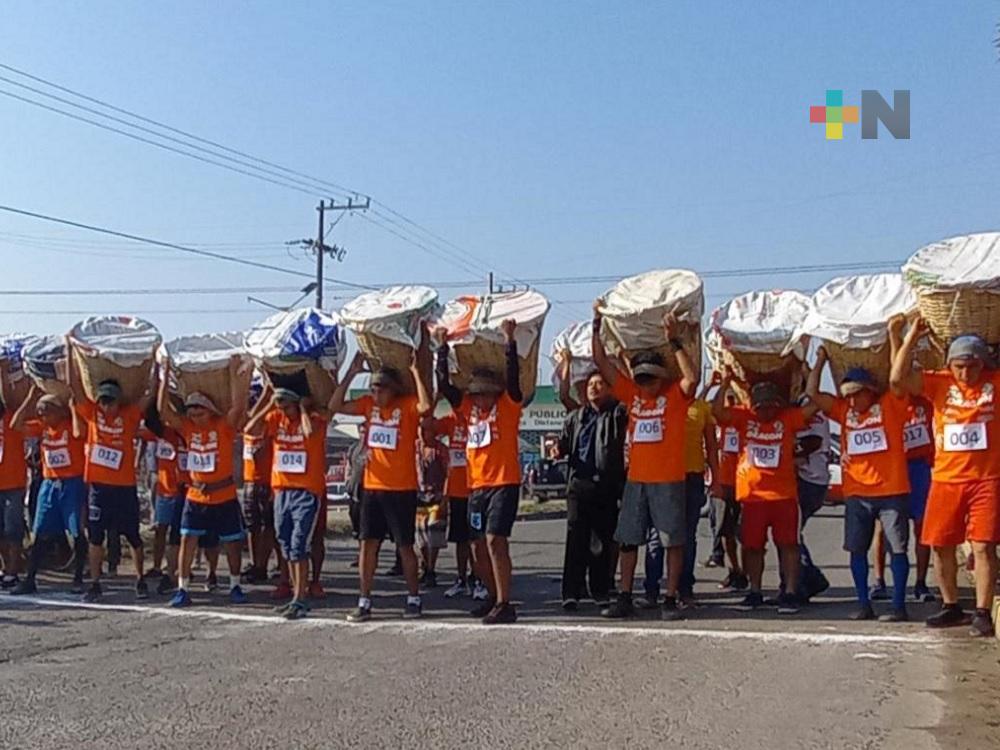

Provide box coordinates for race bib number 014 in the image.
[275,450,307,474]
[187,451,217,473]
[943,423,987,452]
[367,424,399,450]
[847,426,888,456]
[633,417,663,444]
[747,442,780,469]
[90,445,123,471]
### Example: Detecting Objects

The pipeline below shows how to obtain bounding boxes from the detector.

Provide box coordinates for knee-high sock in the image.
[890,553,909,611]
[25,536,50,580]
[73,534,88,581]
[850,552,869,605]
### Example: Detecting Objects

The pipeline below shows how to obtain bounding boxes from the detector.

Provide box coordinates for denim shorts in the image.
[274,489,320,562]
[34,477,85,538]
[844,495,909,554]
[154,494,183,527]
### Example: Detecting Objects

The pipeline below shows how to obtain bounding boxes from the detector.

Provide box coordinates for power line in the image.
[0,308,280,315]
[0,285,311,296]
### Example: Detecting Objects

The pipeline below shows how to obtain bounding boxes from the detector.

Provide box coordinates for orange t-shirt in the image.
[242,433,273,486]
[28,418,86,480]
[265,409,328,497]
[75,401,142,487]
[727,405,807,502]
[717,424,739,488]
[434,414,469,499]
[611,377,691,484]
[459,393,522,490]
[152,427,182,498]
[356,394,420,492]
[923,370,1000,483]
[903,396,935,463]
[181,416,237,504]
[830,392,910,499]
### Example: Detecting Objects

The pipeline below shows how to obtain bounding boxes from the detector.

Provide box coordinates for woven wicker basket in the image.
[451,337,541,402]
[71,346,153,405]
[824,341,891,392]
[917,288,1000,352]
[712,349,804,406]
[173,369,236,415]
[617,321,702,385]
[355,333,419,395]
[28,374,71,402]
[261,361,336,407]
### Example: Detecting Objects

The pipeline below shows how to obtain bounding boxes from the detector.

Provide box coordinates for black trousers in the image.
[562,477,619,602]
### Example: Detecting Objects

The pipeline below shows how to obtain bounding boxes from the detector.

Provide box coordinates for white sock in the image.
[229,574,240,590]
[178,576,189,591]
[358,596,372,609]
[407,595,421,606]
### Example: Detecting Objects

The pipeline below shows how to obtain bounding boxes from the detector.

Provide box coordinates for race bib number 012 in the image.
[275,450,307,474]
[943,423,987,452]
[367,424,399,450]
[747,442,780,469]
[90,445,123,471]
[847,426,888,456]
[633,417,663,444]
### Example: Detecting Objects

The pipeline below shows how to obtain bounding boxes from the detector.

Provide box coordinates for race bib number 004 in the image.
[633,417,663,444]
[903,423,931,451]
[747,442,780,469]
[943,423,987,452]
[187,451,217,473]
[367,424,399,450]
[847,426,888,456]
[275,450,307,474]
[90,445,123,471]
[44,447,71,469]
[467,421,492,450]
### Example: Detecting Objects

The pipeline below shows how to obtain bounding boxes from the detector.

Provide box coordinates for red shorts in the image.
[921,479,1000,546]
[740,498,799,550]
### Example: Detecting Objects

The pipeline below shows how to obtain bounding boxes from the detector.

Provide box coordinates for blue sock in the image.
[850,552,870,605]
[890,553,910,611]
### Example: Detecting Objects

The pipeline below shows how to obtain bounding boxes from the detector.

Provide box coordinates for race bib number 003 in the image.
[903,423,931,451]
[90,445,123,471]
[367,424,399,450]
[44,447,71,469]
[633,417,663,444]
[187,451,217,473]
[723,428,739,454]
[943,422,988,452]
[467,421,492,450]
[847,426,888,456]
[275,450,307,474]
[747,442,780,469]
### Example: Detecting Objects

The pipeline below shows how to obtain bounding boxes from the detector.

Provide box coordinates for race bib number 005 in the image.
[633,417,663,444]
[747,442,780,469]
[187,451,217,473]
[367,424,399,450]
[275,450,307,474]
[847,426,888,456]
[943,422,987,452]
[90,445,123,471]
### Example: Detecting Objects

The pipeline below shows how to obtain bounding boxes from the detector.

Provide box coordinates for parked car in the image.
[523,458,568,501]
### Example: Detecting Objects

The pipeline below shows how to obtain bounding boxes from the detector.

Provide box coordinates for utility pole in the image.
[288,196,370,308]
[488,271,494,294]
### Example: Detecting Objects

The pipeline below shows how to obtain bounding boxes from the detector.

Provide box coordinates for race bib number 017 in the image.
[90,445,123,471]
[747,442,780,469]
[367,424,399,450]
[903,423,931,451]
[633,417,663,444]
[187,451,217,473]
[943,423,987,452]
[275,450,307,474]
[847,426,888,456]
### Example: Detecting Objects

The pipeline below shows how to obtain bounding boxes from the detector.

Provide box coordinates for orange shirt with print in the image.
[459,393,522,490]
[152,427,182,498]
[265,409,328,497]
[717,424,739,488]
[181,417,237,504]
[830,392,910,498]
[434,414,469,499]
[27,418,86,480]
[243,433,273,486]
[923,370,1000,483]
[75,401,142,487]
[611,377,691,485]
[903,396,935,463]
[727,405,807,502]
[356,394,420,492]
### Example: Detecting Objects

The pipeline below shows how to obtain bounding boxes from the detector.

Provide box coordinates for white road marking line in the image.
[2,594,944,646]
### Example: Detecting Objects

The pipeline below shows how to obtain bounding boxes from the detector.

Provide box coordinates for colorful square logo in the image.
[810,89,859,140]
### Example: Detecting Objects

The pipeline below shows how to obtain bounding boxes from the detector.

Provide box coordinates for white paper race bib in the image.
[187,450,217,473]
[155,440,176,461]
[177,452,189,472]
[943,422,988,452]
[44,447,71,469]
[367,424,399,450]
[747,442,781,469]
[450,448,468,467]
[467,421,492,450]
[723,428,739,454]
[90,445,123,471]
[633,417,663,444]
[903,423,931,451]
[242,443,256,461]
[275,449,307,474]
[846,426,888,456]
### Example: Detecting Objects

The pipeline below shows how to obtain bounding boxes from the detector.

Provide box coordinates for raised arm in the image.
[0,358,14,411]
[892,316,926,396]
[63,335,88,406]
[805,346,836,414]
[711,370,734,424]
[10,384,40,431]
[226,355,252,431]
[665,313,698,398]
[411,337,433,417]
[156,360,184,432]
[432,327,462,410]
[243,392,273,437]
[501,319,523,404]
[556,349,580,412]
[703,414,720,494]
[327,352,368,416]
[591,300,619,387]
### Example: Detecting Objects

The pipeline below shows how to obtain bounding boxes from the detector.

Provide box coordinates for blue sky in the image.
[2,2,999,373]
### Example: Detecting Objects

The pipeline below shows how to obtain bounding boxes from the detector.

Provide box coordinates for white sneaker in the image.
[472,581,489,601]
[444,579,469,598]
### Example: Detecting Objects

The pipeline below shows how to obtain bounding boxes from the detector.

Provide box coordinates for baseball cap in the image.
[750,381,784,408]
[183,391,219,413]
[467,368,503,395]
[96,380,122,402]
[947,334,989,364]
[840,367,878,396]
[274,387,302,403]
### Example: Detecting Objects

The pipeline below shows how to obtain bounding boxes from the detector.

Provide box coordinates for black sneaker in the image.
[145,568,163,579]
[661,595,684,622]
[471,599,497,618]
[850,603,877,621]
[704,555,723,568]
[913,582,935,603]
[776,593,801,615]
[925,604,969,629]
[879,608,909,623]
[135,579,149,600]
[638,592,660,610]
[107,565,118,577]
[737,591,764,611]
[1,575,19,590]
[424,570,438,589]
[10,578,37,595]
[403,600,423,619]
[83,582,102,603]
[731,573,749,591]
[156,576,175,596]
[283,601,309,621]
[482,602,517,625]
[803,569,830,600]
[70,579,85,595]
[346,606,372,623]
[969,609,994,638]
[600,592,635,619]
[561,598,579,612]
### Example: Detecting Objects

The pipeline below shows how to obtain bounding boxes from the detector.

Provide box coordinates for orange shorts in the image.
[922,478,1000,546]
[740,498,799,551]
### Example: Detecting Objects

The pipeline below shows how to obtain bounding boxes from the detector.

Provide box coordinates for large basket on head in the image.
[22,336,70,402]
[340,286,438,394]
[597,269,704,383]
[68,316,161,405]
[0,334,39,404]
[244,308,345,406]
[433,290,549,401]
[707,290,810,405]
[159,333,249,414]
[549,321,596,390]
[903,232,1000,361]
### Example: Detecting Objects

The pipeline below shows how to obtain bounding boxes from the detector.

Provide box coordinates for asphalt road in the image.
[2,507,999,749]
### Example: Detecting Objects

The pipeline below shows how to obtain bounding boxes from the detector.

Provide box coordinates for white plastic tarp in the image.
[159,332,247,372]
[0,333,38,381]
[339,285,438,348]
[597,269,703,350]
[244,307,346,371]
[903,232,1000,291]
[22,335,65,382]
[68,316,161,367]
[709,290,810,358]
[434,290,549,354]
[549,320,596,387]
[792,274,917,349]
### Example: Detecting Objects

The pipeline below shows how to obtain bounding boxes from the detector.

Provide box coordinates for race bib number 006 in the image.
[633,417,663,444]
[90,445,123,471]
[275,450,307,474]
[847,426,888,456]
[747,442,780,469]
[943,423,987,452]
[367,424,399,450]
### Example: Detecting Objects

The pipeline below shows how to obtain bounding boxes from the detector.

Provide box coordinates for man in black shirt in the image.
[555,352,627,610]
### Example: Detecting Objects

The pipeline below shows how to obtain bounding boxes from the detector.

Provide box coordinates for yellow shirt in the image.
[684,400,714,474]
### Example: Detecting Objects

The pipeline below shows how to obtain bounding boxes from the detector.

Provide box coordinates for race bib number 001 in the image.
[633,417,663,444]
[275,450,307,474]
[903,423,931,451]
[747,442,780,469]
[450,448,468,467]
[367,424,399,450]
[90,445,123,471]
[943,422,988,453]
[187,451,217,473]
[44,447,71,469]
[847,426,888,456]
[467,421,492,450]
[723,428,739,454]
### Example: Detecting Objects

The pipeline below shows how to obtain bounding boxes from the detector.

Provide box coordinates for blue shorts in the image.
[180,498,245,543]
[34,477,85,538]
[907,458,931,522]
[154,494,183,527]
[274,489,319,562]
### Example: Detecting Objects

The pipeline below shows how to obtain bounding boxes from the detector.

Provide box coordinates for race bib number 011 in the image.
[847,426,888,456]
[903,423,931,451]
[723,428,739,454]
[90,445,123,471]
[747,442,780,469]
[367,424,399,450]
[467,421,492,450]
[633,417,663,444]
[44,447,72,469]
[943,423,987,452]
[187,451,217,473]
[275,450,307,474]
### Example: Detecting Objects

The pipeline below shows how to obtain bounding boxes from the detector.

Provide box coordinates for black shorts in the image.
[360,489,417,546]
[468,484,520,539]
[87,483,141,548]
[241,483,274,532]
[181,498,245,544]
[447,498,471,543]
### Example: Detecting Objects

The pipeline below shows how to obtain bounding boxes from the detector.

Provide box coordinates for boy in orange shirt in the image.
[806,345,912,622]
[330,344,432,622]
[591,309,698,621]
[895,321,1000,637]
[157,356,251,608]
[0,360,30,591]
